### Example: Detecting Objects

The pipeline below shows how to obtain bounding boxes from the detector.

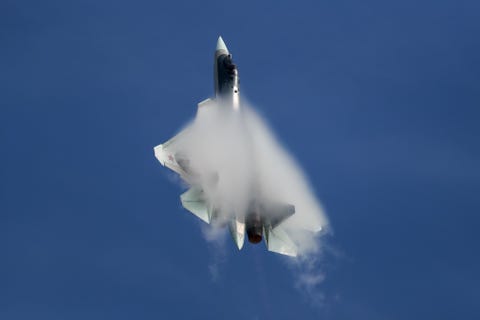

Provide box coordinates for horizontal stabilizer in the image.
[180,187,210,224]
[264,226,297,257]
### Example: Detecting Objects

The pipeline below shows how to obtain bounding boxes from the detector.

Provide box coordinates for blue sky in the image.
[2,0,480,319]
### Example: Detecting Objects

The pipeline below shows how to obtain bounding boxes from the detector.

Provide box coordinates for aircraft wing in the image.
[263,202,295,229]
[154,129,188,178]
[196,97,216,115]
[154,98,216,178]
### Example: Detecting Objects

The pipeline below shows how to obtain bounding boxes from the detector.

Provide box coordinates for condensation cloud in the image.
[169,100,329,255]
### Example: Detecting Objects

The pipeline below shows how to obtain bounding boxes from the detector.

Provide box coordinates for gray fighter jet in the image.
[154,37,298,256]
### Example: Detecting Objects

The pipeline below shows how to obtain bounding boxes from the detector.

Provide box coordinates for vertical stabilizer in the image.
[228,216,245,250]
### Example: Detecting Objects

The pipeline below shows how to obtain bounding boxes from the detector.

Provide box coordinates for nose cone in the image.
[216,36,229,53]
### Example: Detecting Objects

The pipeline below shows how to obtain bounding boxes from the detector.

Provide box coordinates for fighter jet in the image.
[154,37,298,256]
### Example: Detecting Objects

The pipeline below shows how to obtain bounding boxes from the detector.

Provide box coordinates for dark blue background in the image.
[2,1,479,319]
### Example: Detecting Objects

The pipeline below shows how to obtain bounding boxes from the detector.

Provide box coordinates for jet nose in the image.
[216,36,229,53]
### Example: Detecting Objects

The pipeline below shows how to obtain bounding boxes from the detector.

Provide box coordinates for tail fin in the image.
[228,216,245,250]
[264,226,297,257]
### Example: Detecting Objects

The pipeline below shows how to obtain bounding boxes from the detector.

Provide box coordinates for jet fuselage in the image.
[214,37,240,109]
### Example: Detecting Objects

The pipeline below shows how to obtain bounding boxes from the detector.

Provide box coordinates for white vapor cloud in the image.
[170,100,329,253]
[161,99,330,306]
[200,224,228,282]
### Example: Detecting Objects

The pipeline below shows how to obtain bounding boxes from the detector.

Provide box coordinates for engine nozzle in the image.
[247,230,262,244]
[246,213,263,244]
